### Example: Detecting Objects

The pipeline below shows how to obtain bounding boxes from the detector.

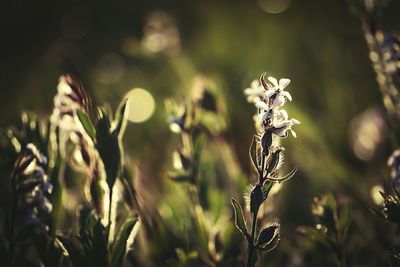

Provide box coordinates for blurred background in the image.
[1,0,400,266]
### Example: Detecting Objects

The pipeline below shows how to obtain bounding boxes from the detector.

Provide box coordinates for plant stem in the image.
[247,152,266,267]
[9,191,17,267]
[247,210,258,267]
[107,187,113,243]
[188,184,208,250]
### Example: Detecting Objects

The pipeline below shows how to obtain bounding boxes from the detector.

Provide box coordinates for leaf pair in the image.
[231,198,280,251]
[77,99,128,191]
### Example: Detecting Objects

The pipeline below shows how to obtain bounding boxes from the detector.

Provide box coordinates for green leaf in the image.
[110,216,139,267]
[112,99,128,138]
[77,109,96,142]
[96,110,121,190]
[57,235,87,267]
[256,223,280,248]
[262,180,273,198]
[231,198,249,240]
[325,194,337,212]
[338,206,352,239]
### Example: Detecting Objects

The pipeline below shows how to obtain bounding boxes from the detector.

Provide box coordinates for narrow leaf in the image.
[110,216,139,267]
[231,198,250,240]
[77,109,96,142]
[112,99,128,138]
[57,236,87,267]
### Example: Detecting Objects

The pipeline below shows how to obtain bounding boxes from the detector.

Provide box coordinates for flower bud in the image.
[250,185,264,213]
[266,148,283,174]
[261,132,272,154]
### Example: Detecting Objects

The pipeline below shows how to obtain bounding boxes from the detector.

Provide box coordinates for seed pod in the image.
[261,132,272,154]
[266,148,283,174]
[250,185,264,213]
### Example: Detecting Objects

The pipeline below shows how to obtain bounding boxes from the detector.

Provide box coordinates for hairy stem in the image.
[247,210,258,267]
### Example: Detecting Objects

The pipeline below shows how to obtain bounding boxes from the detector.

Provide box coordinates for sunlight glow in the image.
[126,88,156,123]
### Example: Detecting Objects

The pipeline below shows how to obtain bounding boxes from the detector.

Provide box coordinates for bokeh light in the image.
[126,88,156,123]
[257,0,291,14]
[370,185,384,205]
[349,108,386,161]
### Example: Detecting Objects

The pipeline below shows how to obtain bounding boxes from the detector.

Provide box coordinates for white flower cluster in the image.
[50,75,95,167]
[244,74,300,138]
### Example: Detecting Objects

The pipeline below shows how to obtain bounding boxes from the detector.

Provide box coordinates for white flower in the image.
[244,80,265,103]
[265,76,292,108]
[270,109,300,137]
[255,99,271,123]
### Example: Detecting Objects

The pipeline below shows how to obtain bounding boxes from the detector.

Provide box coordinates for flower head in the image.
[264,76,292,108]
[246,74,300,137]
[269,109,301,138]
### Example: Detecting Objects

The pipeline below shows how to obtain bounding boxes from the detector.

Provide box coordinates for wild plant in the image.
[299,194,352,267]
[349,0,400,264]
[232,73,300,267]
[163,77,247,266]
[1,74,140,266]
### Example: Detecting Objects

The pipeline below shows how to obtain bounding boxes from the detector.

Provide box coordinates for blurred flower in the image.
[12,143,53,233]
[244,80,264,104]
[50,74,106,218]
[50,74,93,157]
[166,100,187,133]
[50,74,91,126]
[379,33,400,75]
[388,149,400,189]
[349,108,386,161]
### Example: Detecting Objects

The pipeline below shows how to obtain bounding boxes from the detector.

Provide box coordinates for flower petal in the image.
[273,127,288,137]
[291,118,301,125]
[276,109,289,120]
[290,129,297,138]
[279,78,290,89]
[265,90,276,99]
[251,80,260,89]
[255,101,269,110]
[267,76,278,88]
[282,91,292,101]
[258,112,269,122]
[273,94,285,107]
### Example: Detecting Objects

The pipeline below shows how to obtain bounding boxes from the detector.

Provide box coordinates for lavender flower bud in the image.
[12,143,53,233]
